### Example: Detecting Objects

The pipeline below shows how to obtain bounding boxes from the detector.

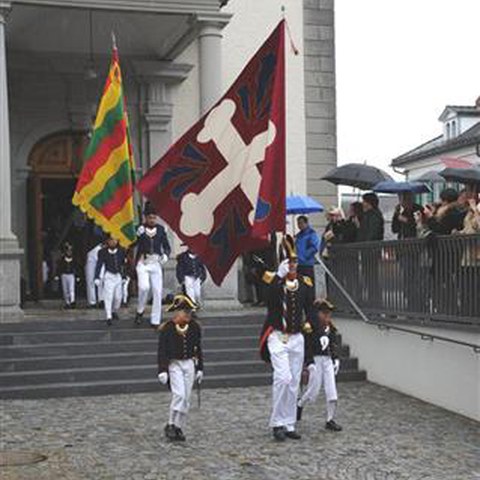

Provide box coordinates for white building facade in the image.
[391,99,480,181]
[0,0,337,319]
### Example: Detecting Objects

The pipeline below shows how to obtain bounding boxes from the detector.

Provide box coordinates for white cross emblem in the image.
[180,99,276,237]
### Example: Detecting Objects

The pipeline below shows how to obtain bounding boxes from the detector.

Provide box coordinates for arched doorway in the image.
[27,131,90,299]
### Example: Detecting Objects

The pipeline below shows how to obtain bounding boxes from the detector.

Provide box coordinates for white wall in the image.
[222,0,307,196]
[335,318,480,421]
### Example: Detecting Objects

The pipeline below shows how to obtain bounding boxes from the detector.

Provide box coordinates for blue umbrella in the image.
[372,180,432,194]
[286,195,324,214]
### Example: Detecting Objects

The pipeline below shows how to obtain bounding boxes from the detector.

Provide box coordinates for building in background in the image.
[0,0,337,317]
[391,97,480,181]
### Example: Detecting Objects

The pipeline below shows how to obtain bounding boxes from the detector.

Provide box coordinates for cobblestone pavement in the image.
[0,382,479,480]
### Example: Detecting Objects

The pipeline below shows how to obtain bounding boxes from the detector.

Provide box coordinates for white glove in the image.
[333,359,340,376]
[136,225,145,236]
[320,335,330,351]
[94,279,101,287]
[157,372,168,384]
[307,363,316,374]
[160,254,168,265]
[276,259,290,279]
[195,370,204,384]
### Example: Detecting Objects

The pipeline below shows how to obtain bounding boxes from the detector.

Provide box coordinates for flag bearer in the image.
[135,203,171,328]
[176,248,207,305]
[259,235,315,442]
[95,236,126,326]
[157,294,203,442]
[56,242,78,309]
[297,299,342,432]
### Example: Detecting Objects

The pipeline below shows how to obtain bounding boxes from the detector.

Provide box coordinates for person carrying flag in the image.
[259,235,315,441]
[176,248,207,306]
[135,202,171,328]
[157,294,203,442]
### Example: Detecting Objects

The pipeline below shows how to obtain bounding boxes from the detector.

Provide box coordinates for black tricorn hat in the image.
[143,201,156,216]
[278,234,298,262]
[166,294,198,313]
[314,298,335,312]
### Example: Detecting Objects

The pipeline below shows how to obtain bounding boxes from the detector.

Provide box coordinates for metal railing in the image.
[327,234,480,328]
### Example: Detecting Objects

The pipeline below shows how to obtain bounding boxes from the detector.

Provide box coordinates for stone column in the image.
[143,79,173,165]
[197,15,229,114]
[195,15,241,309]
[0,2,24,322]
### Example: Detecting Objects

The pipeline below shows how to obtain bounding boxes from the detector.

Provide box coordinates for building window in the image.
[452,120,456,137]
[446,123,451,139]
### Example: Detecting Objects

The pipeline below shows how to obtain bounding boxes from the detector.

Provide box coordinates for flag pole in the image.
[111,31,117,50]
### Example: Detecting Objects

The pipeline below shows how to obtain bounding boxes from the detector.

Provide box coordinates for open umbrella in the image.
[412,170,446,184]
[373,180,431,194]
[322,163,393,190]
[439,167,480,185]
[286,195,324,215]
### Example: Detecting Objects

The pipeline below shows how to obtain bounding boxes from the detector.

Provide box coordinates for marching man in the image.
[176,248,207,305]
[157,294,203,442]
[95,235,126,326]
[135,202,171,328]
[259,235,314,441]
[297,299,342,432]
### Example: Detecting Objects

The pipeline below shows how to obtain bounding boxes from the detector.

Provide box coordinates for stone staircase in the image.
[0,314,366,399]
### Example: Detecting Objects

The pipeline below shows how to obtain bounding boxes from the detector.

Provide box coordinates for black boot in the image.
[325,420,342,432]
[296,405,303,421]
[285,430,302,440]
[174,427,186,442]
[106,318,112,326]
[164,424,177,441]
[272,426,286,442]
[134,311,143,325]
[70,302,76,309]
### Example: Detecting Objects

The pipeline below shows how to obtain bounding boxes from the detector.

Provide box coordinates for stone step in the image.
[0,350,359,373]
[0,315,263,333]
[0,338,351,360]
[0,360,271,386]
[0,324,267,346]
[0,356,360,381]
[0,370,367,400]
[0,313,364,399]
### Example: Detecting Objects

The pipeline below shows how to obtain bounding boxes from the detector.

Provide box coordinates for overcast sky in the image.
[335,0,480,175]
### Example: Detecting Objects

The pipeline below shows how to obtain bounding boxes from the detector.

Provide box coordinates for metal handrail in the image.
[318,257,480,354]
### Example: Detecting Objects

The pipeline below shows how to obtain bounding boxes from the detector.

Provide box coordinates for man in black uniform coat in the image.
[259,235,315,442]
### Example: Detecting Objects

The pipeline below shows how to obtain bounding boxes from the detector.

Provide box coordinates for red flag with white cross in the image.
[137,21,286,285]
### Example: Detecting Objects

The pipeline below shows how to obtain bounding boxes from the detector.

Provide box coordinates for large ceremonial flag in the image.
[72,44,136,248]
[138,21,286,285]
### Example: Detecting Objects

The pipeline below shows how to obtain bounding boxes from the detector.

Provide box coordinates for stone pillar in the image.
[303,0,337,232]
[0,2,24,322]
[195,15,241,309]
[143,79,173,166]
[197,15,228,114]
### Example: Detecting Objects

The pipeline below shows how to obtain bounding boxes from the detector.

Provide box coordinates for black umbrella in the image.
[439,167,480,185]
[322,163,394,190]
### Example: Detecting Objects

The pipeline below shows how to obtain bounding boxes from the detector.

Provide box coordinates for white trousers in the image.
[268,331,304,431]
[85,246,103,305]
[61,274,75,305]
[184,276,202,304]
[168,359,195,428]
[136,261,163,325]
[298,355,338,421]
[103,272,123,320]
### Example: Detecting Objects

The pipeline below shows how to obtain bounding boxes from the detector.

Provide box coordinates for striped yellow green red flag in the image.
[72,45,136,248]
